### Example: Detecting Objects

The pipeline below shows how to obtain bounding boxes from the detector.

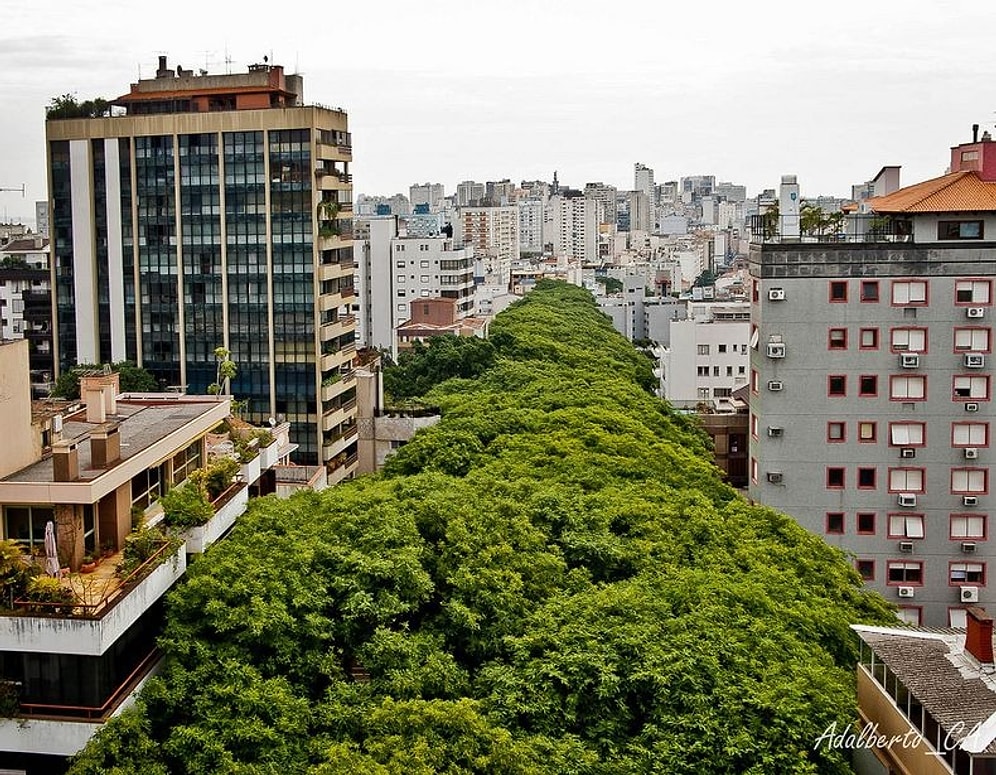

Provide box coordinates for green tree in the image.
[207,346,237,396]
[383,335,495,401]
[51,361,159,399]
[46,94,110,119]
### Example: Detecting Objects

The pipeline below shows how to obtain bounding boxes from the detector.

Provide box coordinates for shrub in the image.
[161,484,214,529]
[0,540,39,608]
[24,576,76,614]
[189,457,240,501]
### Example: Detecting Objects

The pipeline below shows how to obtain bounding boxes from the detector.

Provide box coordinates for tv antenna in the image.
[0,184,25,197]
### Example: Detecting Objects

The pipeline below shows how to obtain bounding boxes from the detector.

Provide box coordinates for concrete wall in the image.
[0,341,36,480]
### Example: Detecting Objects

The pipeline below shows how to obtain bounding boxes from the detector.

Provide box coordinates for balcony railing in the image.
[749,214,914,245]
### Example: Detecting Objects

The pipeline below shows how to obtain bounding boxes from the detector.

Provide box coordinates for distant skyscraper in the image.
[410,182,445,211]
[456,181,486,207]
[635,163,655,204]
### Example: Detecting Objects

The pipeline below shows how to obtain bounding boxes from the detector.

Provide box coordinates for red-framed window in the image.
[953,327,991,353]
[889,422,926,447]
[897,606,922,626]
[888,513,925,539]
[888,468,925,493]
[858,421,877,443]
[950,513,987,540]
[826,467,845,489]
[890,327,928,353]
[828,328,848,350]
[951,468,988,495]
[891,280,928,306]
[952,422,989,448]
[750,413,759,439]
[857,467,877,489]
[856,559,875,580]
[826,512,845,534]
[954,278,992,305]
[857,512,876,535]
[949,561,986,585]
[886,560,924,585]
[953,375,990,401]
[860,280,879,303]
[859,375,878,397]
[827,422,846,443]
[828,375,847,396]
[829,281,848,303]
[890,375,926,401]
[751,368,759,394]
[750,457,758,484]
[859,328,879,350]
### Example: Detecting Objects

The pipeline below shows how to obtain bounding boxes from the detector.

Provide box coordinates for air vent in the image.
[898,541,914,554]
[966,402,980,413]
[767,427,784,438]
[963,496,979,507]
[767,472,783,484]
[965,353,986,368]
[898,493,917,507]
[962,542,978,554]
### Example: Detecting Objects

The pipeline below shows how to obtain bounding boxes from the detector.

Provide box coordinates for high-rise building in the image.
[409,182,445,211]
[0,236,52,396]
[455,205,518,281]
[547,194,598,264]
[45,56,357,470]
[456,180,486,207]
[634,163,655,204]
[749,132,996,626]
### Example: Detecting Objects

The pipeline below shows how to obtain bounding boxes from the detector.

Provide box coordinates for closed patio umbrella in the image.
[44,521,60,578]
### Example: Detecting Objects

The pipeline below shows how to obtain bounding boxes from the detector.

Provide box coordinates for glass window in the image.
[891,281,927,305]
[939,221,984,240]
[826,513,845,534]
[891,328,927,352]
[889,468,924,492]
[952,422,988,447]
[955,279,991,304]
[950,514,985,539]
[858,422,877,442]
[890,422,925,446]
[860,281,879,302]
[887,561,923,584]
[889,513,925,538]
[954,328,990,352]
[857,512,876,534]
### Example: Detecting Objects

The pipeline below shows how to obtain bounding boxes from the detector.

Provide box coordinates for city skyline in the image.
[2,1,996,223]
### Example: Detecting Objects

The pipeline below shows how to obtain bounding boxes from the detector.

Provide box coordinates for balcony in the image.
[179,482,249,554]
[316,141,352,161]
[321,315,356,342]
[322,426,358,461]
[321,370,356,402]
[327,451,358,486]
[0,543,186,656]
[321,398,357,433]
[749,213,913,245]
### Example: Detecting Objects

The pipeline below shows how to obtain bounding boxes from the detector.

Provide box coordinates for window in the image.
[889,513,925,538]
[860,328,879,349]
[750,413,759,438]
[890,375,926,400]
[861,281,880,302]
[395,260,405,268]
[950,609,969,628]
[949,562,985,584]
[954,328,990,352]
[827,467,845,488]
[891,328,927,352]
[712,366,720,377]
[952,468,987,494]
[697,344,710,355]
[419,275,429,283]
[751,457,758,483]
[859,375,878,396]
[892,280,928,306]
[889,468,925,492]
[827,422,845,442]
[858,422,877,442]
[955,279,991,304]
[828,375,846,396]
[858,468,877,489]
[890,422,925,447]
[751,369,759,393]
[826,513,845,534]
[856,559,875,580]
[896,607,921,626]
[939,220,984,240]
[829,281,848,302]
[952,422,988,447]
[887,561,923,585]
[419,260,430,268]
[395,274,405,284]
[697,366,709,377]
[857,512,876,534]
[3,506,55,551]
[828,328,848,350]
[953,375,989,400]
[950,514,986,539]
[718,344,727,353]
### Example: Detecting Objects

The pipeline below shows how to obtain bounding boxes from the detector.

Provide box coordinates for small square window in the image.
[827,422,845,442]
[857,512,876,534]
[826,513,845,534]
[829,281,848,302]
[828,375,846,396]
[829,329,847,350]
[860,328,879,349]
[856,559,875,580]
[860,281,879,302]
[858,468,877,489]
[827,467,845,488]
[859,375,878,396]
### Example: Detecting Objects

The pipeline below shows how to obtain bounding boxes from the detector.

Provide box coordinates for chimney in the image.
[80,372,119,423]
[89,422,121,468]
[52,437,80,482]
[156,55,171,78]
[973,124,980,143]
[965,606,994,664]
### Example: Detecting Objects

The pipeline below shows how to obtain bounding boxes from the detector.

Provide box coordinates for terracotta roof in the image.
[866,170,996,214]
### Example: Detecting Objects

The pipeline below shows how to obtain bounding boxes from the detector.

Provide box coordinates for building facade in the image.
[45,57,357,471]
[749,135,996,626]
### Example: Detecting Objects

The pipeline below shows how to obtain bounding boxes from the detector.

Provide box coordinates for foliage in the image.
[161,483,215,529]
[693,269,717,287]
[0,540,39,609]
[383,335,496,400]
[46,94,110,119]
[51,361,158,399]
[207,347,237,396]
[117,527,176,578]
[70,281,895,774]
[24,575,76,613]
[189,456,240,501]
[595,275,623,294]
[0,256,30,269]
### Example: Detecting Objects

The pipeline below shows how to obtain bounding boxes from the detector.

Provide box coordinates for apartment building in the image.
[0,237,52,397]
[409,182,445,212]
[0,340,297,772]
[455,205,517,282]
[547,194,598,264]
[45,56,357,471]
[749,132,996,626]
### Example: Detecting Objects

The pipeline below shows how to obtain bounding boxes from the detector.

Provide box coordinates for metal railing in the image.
[749,214,914,244]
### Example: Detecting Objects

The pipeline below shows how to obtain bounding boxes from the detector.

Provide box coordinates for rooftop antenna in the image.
[224,43,232,74]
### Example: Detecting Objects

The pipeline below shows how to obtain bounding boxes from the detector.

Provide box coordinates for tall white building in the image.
[456,180,486,207]
[547,195,598,264]
[456,205,518,283]
[518,198,545,256]
[635,163,655,203]
[409,182,445,211]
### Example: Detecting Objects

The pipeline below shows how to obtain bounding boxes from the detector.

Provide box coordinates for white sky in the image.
[0,0,993,223]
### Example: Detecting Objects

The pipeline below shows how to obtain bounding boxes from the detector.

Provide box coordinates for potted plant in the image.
[80,553,100,574]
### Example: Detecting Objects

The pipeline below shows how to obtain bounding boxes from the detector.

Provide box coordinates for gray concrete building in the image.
[749,132,996,627]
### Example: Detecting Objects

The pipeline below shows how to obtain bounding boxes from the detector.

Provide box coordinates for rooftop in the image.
[854,624,996,755]
[866,170,996,214]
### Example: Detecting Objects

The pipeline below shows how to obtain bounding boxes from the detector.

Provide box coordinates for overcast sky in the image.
[0,0,993,224]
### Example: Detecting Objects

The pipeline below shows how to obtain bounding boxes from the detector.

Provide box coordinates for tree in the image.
[69,281,895,774]
[383,335,495,401]
[46,94,111,120]
[50,361,158,399]
[206,347,237,396]
[595,276,623,294]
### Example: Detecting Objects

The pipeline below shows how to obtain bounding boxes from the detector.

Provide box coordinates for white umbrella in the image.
[44,521,60,578]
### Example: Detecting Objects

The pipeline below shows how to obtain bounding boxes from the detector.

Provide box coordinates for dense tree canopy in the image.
[51,361,159,399]
[70,281,894,774]
[383,335,496,401]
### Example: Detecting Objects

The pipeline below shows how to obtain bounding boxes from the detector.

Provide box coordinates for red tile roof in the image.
[866,170,996,213]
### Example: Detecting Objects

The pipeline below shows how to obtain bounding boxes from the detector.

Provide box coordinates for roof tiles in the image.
[867,170,996,213]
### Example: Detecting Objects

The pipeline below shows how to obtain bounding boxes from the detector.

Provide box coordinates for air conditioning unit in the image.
[767,472,784,484]
[898,586,915,599]
[898,541,914,554]
[767,380,784,392]
[965,447,979,460]
[898,493,917,507]
[967,307,986,319]
[966,402,980,413]
[963,496,979,507]
[965,353,986,368]
[767,427,784,438]
[962,542,978,554]
[900,448,916,459]
[961,586,980,603]
[766,343,786,359]
[900,353,920,369]
[768,288,786,301]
